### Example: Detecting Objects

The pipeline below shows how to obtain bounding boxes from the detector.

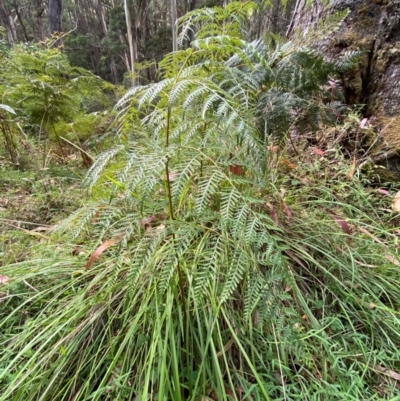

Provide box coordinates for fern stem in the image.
[199,122,207,180]
[165,105,187,332]
[165,106,175,220]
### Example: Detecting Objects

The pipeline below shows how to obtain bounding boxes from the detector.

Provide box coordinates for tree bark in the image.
[288,0,400,116]
[37,5,45,42]
[48,0,62,34]
[171,0,178,52]
[288,0,400,160]
[14,2,30,42]
[97,0,108,37]
[187,0,196,12]
[0,2,18,45]
[286,0,324,39]
[124,0,136,85]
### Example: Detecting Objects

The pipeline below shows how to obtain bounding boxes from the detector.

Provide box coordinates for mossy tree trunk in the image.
[289,0,400,161]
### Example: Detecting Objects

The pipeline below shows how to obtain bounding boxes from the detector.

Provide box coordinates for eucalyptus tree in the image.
[0,1,18,44]
[171,0,178,51]
[48,0,62,33]
[124,0,136,85]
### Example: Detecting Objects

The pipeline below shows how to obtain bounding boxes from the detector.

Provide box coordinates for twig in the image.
[23,280,39,292]
[0,218,51,227]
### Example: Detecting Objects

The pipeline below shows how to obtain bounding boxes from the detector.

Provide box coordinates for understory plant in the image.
[0,37,112,166]
[1,2,400,400]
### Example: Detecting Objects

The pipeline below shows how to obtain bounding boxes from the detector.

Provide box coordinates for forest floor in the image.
[0,150,86,266]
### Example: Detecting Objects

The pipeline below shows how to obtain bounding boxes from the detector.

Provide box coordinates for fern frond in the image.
[127,229,169,291]
[220,246,252,303]
[244,271,265,323]
[195,169,226,216]
[220,188,241,230]
[84,146,124,188]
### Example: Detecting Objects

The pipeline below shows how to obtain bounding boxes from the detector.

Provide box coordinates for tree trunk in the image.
[288,0,400,164]
[48,0,62,34]
[14,2,30,42]
[37,5,45,42]
[171,0,178,52]
[124,0,136,86]
[286,0,324,39]
[97,0,108,37]
[0,2,18,45]
[187,0,196,12]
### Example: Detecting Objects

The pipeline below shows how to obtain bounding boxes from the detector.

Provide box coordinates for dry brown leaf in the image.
[267,203,278,224]
[376,188,391,196]
[326,210,352,236]
[392,191,400,212]
[216,337,235,358]
[358,227,386,247]
[373,365,400,381]
[30,226,53,233]
[229,164,242,176]
[282,201,293,220]
[311,147,325,156]
[168,171,178,181]
[384,254,400,266]
[85,237,121,270]
[140,216,155,227]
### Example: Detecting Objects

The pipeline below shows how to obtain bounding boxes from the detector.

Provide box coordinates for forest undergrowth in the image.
[1,2,400,400]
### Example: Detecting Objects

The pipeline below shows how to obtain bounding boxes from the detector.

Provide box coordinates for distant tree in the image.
[0,1,18,45]
[48,0,62,34]
[124,0,136,85]
[171,0,178,52]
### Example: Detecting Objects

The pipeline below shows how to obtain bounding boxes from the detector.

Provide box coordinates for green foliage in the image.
[0,41,113,165]
[64,34,96,72]
[178,1,258,42]
[53,111,110,147]
[0,2,399,400]
[1,43,109,128]
[145,27,172,63]
[0,26,8,53]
